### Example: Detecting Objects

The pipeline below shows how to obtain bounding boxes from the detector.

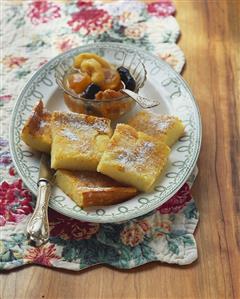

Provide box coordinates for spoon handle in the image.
[121,89,160,109]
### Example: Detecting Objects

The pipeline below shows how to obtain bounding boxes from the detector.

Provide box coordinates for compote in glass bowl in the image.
[55,44,146,120]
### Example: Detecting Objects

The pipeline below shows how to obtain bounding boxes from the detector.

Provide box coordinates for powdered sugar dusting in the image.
[61,128,78,141]
[92,120,110,133]
[116,141,155,168]
[56,113,110,134]
[39,120,47,129]
[149,115,174,132]
[156,120,172,131]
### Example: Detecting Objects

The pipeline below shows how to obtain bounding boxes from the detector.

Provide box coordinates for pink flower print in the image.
[24,244,60,266]
[120,219,151,247]
[138,219,150,233]
[55,38,76,53]
[38,59,49,68]
[147,1,175,17]
[49,210,100,240]
[120,223,145,247]
[76,0,93,8]
[0,95,12,103]
[159,52,179,68]
[157,183,192,214]
[0,215,6,226]
[9,166,16,176]
[152,220,171,238]
[68,8,112,35]
[3,56,28,69]
[27,0,61,25]
[0,179,33,225]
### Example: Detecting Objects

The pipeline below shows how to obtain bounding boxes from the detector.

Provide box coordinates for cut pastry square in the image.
[97,124,170,192]
[128,111,185,147]
[21,100,52,153]
[51,112,112,171]
[55,169,137,207]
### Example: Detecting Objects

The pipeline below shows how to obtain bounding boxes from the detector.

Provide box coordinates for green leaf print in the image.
[0,234,26,263]
[184,202,198,219]
[11,233,27,243]
[15,70,31,79]
[117,242,156,268]
[4,6,26,29]
[25,39,47,52]
[97,223,124,247]
[15,17,25,29]
[169,214,176,222]
[167,239,180,255]
[140,243,156,261]
[62,246,77,262]
[59,237,120,267]
[182,235,195,246]
[5,6,21,23]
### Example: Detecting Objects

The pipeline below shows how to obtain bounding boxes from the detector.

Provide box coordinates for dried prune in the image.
[83,83,101,99]
[117,67,136,91]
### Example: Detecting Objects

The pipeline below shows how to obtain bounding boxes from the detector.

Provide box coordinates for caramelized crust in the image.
[128,111,185,147]
[97,124,170,192]
[21,100,52,153]
[55,169,137,207]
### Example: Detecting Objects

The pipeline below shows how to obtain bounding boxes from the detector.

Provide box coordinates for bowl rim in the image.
[54,50,147,103]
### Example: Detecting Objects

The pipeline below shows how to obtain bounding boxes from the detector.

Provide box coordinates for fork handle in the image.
[26,179,51,247]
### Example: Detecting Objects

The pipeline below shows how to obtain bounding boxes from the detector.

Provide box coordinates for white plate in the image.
[10,42,201,223]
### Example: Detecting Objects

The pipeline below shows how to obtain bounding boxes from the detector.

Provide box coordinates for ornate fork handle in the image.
[26,179,51,247]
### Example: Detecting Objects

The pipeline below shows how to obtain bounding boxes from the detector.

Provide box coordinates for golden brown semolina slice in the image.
[51,112,112,171]
[97,124,170,192]
[21,100,52,153]
[55,169,137,208]
[128,111,185,147]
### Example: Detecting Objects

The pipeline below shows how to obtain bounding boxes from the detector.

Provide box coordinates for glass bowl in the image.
[55,44,147,120]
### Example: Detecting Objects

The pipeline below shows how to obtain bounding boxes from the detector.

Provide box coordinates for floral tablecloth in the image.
[0,0,199,270]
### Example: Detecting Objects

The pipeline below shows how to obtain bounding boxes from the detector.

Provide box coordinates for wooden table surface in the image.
[1,1,240,298]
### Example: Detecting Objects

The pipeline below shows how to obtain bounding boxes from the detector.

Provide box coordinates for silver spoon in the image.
[120,81,160,109]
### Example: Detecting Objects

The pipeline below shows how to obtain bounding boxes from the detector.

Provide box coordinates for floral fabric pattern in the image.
[147,1,175,17]
[0,179,33,226]
[27,0,61,25]
[68,6,112,34]
[24,244,60,266]
[0,0,199,271]
[49,211,100,240]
